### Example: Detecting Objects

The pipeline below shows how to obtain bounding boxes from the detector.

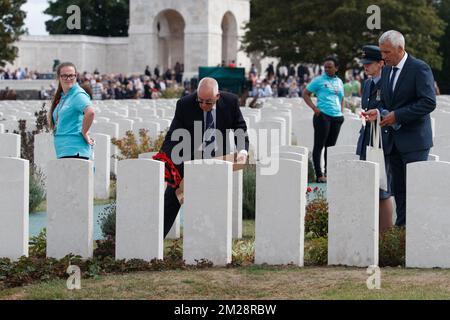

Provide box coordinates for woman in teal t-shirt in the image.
[303,56,345,183]
[48,62,95,159]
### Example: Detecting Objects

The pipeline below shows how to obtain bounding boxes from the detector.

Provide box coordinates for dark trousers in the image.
[312,113,344,178]
[389,144,429,227]
[164,186,181,238]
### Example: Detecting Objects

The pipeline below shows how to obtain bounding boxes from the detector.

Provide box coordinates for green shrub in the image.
[29,166,46,213]
[305,237,328,266]
[29,228,47,258]
[160,87,184,99]
[98,202,116,239]
[232,239,255,266]
[305,189,328,238]
[243,165,256,219]
[112,129,166,160]
[379,226,405,267]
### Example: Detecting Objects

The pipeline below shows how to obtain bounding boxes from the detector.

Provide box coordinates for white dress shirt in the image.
[202,104,248,156]
[390,52,408,92]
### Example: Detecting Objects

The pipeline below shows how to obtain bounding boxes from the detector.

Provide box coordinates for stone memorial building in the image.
[8,0,251,78]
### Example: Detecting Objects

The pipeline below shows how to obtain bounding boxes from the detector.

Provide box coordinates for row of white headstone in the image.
[2,142,450,268]
[2,95,450,167]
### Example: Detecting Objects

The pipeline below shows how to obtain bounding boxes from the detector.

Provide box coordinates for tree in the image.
[0,0,27,67]
[433,0,450,93]
[44,0,129,37]
[242,0,445,79]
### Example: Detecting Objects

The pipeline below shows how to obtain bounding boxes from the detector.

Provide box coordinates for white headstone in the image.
[0,133,20,157]
[255,158,305,265]
[92,133,111,200]
[138,151,181,239]
[336,118,362,146]
[134,121,161,141]
[406,161,450,268]
[327,145,357,157]
[0,157,29,260]
[91,122,119,175]
[34,133,56,179]
[116,159,164,261]
[232,170,243,239]
[115,118,134,138]
[183,160,233,265]
[46,159,94,259]
[328,160,379,267]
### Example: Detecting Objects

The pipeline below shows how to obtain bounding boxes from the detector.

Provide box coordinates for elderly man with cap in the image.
[356,45,393,233]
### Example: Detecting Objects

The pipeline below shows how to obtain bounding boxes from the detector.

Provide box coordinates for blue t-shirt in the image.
[52,83,92,158]
[306,74,344,117]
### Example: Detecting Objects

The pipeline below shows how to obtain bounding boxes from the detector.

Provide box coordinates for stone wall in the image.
[7,35,129,74]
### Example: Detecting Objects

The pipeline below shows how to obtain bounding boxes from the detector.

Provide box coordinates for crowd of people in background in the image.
[1,59,441,101]
[74,62,188,101]
[0,67,40,80]
[247,61,366,100]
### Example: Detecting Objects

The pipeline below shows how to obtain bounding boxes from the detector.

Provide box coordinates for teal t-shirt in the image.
[52,83,92,159]
[306,74,344,117]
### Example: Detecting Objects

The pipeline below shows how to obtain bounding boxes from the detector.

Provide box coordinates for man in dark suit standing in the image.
[363,30,436,227]
[160,77,249,238]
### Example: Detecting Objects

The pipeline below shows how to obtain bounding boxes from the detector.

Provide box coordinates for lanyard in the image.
[326,77,340,96]
[55,95,68,126]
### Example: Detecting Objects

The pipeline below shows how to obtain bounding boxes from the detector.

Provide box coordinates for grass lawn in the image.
[2,266,450,300]
[2,220,450,300]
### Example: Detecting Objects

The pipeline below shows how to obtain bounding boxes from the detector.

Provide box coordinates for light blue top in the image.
[306,74,344,117]
[52,83,92,159]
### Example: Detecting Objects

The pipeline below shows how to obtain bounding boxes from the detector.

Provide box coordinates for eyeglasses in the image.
[60,74,77,80]
[197,99,216,106]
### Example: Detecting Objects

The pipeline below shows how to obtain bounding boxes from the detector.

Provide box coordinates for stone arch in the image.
[153,9,185,74]
[221,11,238,66]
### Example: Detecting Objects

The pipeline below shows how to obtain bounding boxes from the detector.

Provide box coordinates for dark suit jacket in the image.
[161,91,249,177]
[379,54,436,154]
[356,77,389,158]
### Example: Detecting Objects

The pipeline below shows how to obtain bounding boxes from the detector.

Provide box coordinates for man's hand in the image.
[236,152,247,164]
[380,111,396,127]
[361,109,379,122]
[313,107,321,116]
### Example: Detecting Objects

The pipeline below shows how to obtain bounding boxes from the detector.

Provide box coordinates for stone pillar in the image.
[46,159,94,259]
[0,133,20,157]
[92,133,111,200]
[183,29,211,80]
[0,157,29,260]
[183,160,233,265]
[255,158,305,266]
[406,161,450,268]
[328,160,379,267]
[116,159,164,261]
[34,133,56,180]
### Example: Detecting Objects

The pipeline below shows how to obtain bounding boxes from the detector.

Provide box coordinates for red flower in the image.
[152,152,182,188]
[314,186,319,192]
[307,186,312,193]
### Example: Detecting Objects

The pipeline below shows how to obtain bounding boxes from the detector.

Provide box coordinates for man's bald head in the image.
[197,77,220,111]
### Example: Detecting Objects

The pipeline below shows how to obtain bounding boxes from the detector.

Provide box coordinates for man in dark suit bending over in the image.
[363,30,436,227]
[160,77,249,238]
